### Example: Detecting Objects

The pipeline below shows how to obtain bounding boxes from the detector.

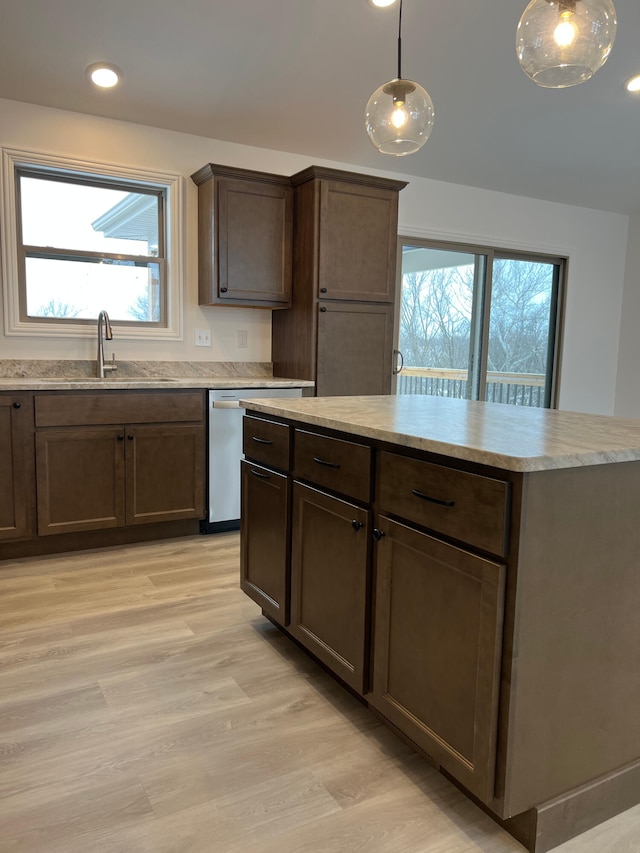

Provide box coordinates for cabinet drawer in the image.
[377,452,509,557]
[294,429,372,503]
[243,416,291,471]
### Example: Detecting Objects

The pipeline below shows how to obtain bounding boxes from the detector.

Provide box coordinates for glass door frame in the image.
[393,236,565,409]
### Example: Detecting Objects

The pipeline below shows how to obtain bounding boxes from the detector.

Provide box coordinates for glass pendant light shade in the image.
[516,0,617,88]
[365,0,434,156]
[366,77,434,155]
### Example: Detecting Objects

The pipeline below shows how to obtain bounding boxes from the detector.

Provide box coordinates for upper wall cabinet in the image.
[191,164,293,309]
[292,166,407,303]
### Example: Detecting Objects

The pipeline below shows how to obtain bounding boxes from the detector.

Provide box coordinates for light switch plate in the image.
[237,329,248,348]
[195,328,211,347]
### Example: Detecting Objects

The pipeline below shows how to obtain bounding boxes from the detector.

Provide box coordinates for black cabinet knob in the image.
[352,520,364,531]
[372,528,385,541]
[12,401,21,409]
[319,306,327,313]
[127,434,134,441]
[117,434,124,441]
[320,287,327,293]
[220,287,228,293]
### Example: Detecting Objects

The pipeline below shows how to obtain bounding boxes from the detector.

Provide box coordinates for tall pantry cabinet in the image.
[272,167,406,396]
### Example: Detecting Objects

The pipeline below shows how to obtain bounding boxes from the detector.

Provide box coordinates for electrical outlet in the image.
[195,328,211,347]
[237,329,248,349]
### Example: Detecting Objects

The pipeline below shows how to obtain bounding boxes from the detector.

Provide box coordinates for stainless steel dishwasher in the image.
[203,387,303,532]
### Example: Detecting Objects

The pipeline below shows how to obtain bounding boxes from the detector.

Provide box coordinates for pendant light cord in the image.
[397,0,403,79]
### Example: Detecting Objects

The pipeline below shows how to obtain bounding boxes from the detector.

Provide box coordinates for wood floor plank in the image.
[1,533,639,852]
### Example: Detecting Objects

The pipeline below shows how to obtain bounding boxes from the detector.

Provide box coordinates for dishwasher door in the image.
[205,387,302,531]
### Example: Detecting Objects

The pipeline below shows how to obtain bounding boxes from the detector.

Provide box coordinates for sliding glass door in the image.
[395,239,563,408]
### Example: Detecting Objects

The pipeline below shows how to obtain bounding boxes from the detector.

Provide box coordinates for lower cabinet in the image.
[35,426,126,534]
[0,394,33,541]
[369,515,505,803]
[34,391,205,537]
[240,459,291,626]
[289,482,370,693]
[125,424,205,525]
[240,414,508,805]
[36,423,204,535]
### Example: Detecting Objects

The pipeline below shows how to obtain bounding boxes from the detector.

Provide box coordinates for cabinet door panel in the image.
[0,396,31,541]
[290,482,370,693]
[318,181,398,302]
[217,178,292,306]
[370,515,505,803]
[240,460,291,625]
[36,427,125,535]
[125,424,205,525]
[316,302,393,396]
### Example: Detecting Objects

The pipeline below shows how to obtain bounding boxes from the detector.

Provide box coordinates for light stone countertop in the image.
[240,394,640,472]
[0,376,313,391]
[0,360,313,391]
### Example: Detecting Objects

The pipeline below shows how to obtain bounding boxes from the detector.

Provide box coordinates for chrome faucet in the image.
[96,310,118,378]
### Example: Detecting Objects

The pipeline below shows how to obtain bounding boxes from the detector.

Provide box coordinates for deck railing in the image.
[397,367,546,407]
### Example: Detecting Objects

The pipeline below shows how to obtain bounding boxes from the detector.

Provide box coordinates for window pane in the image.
[20,176,159,256]
[25,257,161,322]
[485,259,555,407]
[397,247,481,400]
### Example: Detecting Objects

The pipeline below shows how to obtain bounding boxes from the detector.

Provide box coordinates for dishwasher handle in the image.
[212,400,241,409]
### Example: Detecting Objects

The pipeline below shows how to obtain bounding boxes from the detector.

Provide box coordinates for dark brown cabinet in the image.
[240,413,507,791]
[240,415,293,626]
[272,167,406,396]
[35,426,125,534]
[34,392,205,536]
[369,515,505,802]
[192,163,292,308]
[288,427,373,692]
[240,460,291,626]
[0,394,33,541]
[290,482,370,693]
[314,173,403,302]
[316,301,394,397]
[125,424,205,525]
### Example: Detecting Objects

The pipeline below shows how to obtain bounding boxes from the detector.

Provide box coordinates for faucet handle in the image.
[104,353,118,373]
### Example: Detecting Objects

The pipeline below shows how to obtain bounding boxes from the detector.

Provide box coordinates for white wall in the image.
[614,213,640,417]
[0,98,631,415]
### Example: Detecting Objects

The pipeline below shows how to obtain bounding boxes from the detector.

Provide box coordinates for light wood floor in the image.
[1,534,639,853]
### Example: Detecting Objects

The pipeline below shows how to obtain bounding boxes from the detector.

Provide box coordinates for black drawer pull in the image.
[12,401,21,409]
[411,488,455,508]
[251,436,273,445]
[313,456,340,469]
[373,528,385,541]
[250,469,271,480]
[352,519,364,531]
[320,287,327,293]
[220,286,228,293]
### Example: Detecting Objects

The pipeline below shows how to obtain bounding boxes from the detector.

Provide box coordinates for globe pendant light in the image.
[516,0,617,88]
[365,0,434,156]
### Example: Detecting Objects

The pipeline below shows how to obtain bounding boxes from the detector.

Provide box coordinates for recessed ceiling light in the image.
[624,74,640,94]
[367,0,397,7]
[86,63,122,89]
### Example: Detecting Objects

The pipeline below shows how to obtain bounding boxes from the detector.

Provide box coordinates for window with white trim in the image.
[1,149,184,339]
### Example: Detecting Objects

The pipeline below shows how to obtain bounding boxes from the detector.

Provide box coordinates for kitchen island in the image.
[239,395,640,853]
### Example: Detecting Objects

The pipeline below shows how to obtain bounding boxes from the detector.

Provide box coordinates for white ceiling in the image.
[0,0,638,215]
